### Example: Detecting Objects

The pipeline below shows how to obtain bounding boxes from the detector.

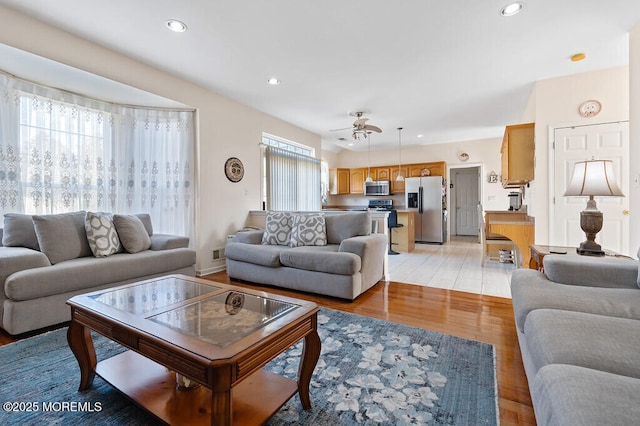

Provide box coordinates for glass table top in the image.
[148,291,300,347]
[91,276,220,315]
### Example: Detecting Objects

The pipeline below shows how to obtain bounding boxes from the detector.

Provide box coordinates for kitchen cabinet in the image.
[392,211,415,253]
[407,162,445,178]
[349,168,366,194]
[373,167,391,181]
[329,162,446,195]
[329,168,350,195]
[390,166,408,193]
[501,123,534,188]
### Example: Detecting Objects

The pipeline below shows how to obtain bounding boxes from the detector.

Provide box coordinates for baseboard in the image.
[197,264,227,276]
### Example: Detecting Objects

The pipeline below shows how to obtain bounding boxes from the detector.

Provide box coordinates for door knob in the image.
[623,209,630,216]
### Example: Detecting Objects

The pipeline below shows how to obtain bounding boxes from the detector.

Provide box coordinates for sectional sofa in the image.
[225,211,387,300]
[510,253,640,425]
[0,211,196,335]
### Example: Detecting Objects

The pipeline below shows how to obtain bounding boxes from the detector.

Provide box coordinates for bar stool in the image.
[388,209,403,255]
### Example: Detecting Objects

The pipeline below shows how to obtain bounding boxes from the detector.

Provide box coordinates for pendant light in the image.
[396,127,405,181]
[366,131,373,182]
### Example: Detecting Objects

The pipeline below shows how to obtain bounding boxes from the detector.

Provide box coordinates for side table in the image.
[529,245,626,272]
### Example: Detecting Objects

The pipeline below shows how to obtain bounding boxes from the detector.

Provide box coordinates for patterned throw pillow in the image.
[261,211,293,246]
[85,212,121,257]
[290,213,327,247]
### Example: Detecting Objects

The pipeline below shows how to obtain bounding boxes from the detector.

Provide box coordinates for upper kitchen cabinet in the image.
[407,162,446,178]
[390,166,408,193]
[373,167,391,181]
[350,168,366,194]
[501,123,534,188]
[329,168,350,195]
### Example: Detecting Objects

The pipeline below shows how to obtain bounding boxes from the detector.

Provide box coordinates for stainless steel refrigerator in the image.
[405,176,447,244]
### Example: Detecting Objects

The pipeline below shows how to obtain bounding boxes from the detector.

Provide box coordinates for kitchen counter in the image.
[484,209,534,267]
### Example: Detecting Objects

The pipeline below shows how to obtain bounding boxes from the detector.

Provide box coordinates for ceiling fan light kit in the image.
[330,111,382,142]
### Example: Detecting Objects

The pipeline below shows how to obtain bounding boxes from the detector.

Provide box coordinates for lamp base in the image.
[577,200,605,257]
[576,246,605,257]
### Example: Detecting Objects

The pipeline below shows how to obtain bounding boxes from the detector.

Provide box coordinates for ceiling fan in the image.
[331,111,382,140]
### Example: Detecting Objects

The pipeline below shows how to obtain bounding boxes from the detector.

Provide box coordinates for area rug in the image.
[0,308,497,425]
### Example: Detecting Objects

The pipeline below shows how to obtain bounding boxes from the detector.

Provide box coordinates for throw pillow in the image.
[261,211,293,246]
[113,214,151,253]
[85,212,121,257]
[290,213,327,247]
[2,213,40,250]
[32,211,92,264]
[135,213,154,236]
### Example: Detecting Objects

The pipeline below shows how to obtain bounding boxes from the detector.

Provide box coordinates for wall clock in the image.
[224,157,244,182]
[578,100,602,117]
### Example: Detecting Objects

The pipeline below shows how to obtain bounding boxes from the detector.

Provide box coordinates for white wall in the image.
[529,66,630,244]
[326,137,515,212]
[0,6,321,275]
[630,23,640,254]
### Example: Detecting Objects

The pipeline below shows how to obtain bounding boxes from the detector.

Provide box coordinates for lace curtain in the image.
[0,72,195,240]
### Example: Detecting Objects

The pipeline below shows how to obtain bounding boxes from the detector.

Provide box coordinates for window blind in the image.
[264,145,321,211]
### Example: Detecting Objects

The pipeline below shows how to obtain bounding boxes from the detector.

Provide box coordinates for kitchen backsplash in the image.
[324,193,406,209]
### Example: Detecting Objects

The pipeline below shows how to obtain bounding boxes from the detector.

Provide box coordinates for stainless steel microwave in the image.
[365,180,391,196]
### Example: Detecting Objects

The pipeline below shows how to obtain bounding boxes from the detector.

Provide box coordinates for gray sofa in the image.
[0,211,196,335]
[225,211,387,300]
[510,253,640,425]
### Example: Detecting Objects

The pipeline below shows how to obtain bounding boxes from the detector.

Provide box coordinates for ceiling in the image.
[1,0,639,153]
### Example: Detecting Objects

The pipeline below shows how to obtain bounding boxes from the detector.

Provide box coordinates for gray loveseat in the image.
[225,211,387,300]
[0,211,196,335]
[510,253,640,425]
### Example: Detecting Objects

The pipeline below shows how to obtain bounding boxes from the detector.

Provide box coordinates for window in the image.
[0,73,195,239]
[261,133,320,211]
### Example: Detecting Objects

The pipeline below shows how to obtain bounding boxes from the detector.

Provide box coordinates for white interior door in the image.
[454,168,479,235]
[552,122,630,255]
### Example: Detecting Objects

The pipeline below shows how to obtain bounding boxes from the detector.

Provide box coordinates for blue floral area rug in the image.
[0,308,497,425]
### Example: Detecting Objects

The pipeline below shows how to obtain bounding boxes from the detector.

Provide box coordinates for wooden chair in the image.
[478,204,519,267]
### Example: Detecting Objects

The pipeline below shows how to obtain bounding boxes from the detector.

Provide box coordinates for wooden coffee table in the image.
[66,275,320,426]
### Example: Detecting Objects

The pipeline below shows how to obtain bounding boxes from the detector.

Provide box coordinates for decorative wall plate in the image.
[224,157,244,182]
[578,100,602,117]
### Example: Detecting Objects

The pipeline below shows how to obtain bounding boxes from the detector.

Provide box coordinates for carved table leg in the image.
[67,318,97,391]
[298,326,321,410]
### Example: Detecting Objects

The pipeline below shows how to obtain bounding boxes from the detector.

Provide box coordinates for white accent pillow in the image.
[261,211,293,246]
[85,212,121,257]
[290,213,327,247]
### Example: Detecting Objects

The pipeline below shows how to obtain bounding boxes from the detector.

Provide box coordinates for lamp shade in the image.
[564,160,624,197]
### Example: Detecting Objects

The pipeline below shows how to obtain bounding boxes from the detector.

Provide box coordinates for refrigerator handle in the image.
[418,186,423,214]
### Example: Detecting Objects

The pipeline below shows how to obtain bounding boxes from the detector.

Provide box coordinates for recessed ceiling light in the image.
[166,19,188,33]
[571,53,586,62]
[500,2,524,17]
[417,134,424,138]
[267,78,281,85]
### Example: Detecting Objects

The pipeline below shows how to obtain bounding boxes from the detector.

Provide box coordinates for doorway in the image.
[551,121,630,255]
[450,166,480,236]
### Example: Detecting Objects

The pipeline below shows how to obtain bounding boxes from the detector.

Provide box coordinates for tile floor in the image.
[387,236,515,298]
